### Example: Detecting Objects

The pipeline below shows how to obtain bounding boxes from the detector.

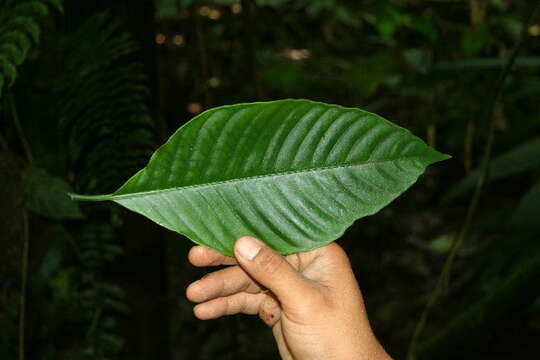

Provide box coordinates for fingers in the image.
[233,236,318,308]
[193,292,266,320]
[188,245,238,267]
[186,265,262,303]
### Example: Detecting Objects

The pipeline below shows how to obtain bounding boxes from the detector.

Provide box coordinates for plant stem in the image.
[406,4,540,359]
[8,93,34,164]
[7,92,32,360]
[68,193,114,201]
[19,211,29,360]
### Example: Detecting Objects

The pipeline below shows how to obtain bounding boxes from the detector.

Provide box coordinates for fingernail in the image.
[236,236,262,261]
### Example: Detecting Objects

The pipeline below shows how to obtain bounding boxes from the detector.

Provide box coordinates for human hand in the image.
[186,236,391,360]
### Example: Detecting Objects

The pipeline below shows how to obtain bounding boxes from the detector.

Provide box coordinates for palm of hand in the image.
[186,242,375,359]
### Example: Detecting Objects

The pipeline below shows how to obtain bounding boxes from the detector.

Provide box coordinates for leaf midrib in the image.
[111,156,423,200]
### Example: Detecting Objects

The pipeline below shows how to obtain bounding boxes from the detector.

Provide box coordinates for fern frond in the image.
[0,56,17,86]
[10,16,41,44]
[0,43,24,65]
[77,222,126,357]
[54,11,156,193]
[59,63,148,128]
[0,32,32,61]
[0,0,62,96]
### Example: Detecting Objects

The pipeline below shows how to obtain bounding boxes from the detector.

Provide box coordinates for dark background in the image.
[1,0,539,359]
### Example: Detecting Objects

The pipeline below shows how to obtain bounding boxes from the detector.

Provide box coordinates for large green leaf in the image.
[70,99,449,255]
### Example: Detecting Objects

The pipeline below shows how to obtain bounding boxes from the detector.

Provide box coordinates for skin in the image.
[186,236,392,360]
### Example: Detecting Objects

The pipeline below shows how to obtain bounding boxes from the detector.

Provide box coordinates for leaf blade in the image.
[72,99,449,255]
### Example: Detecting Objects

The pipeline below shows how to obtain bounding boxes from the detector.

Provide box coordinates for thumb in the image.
[234,236,315,306]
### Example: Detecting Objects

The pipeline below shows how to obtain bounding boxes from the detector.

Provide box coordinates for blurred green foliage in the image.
[1,0,540,359]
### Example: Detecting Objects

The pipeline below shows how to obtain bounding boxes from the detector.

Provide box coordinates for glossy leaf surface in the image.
[71,99,449,255]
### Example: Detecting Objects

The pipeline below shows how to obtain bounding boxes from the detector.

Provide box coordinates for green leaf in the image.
[429,233,454,254]
[0,31,32,58]
[461,23,490,56]
[444,137,540,202]
[24,167,84,219]
[71,99,449,255]
[11,17,41,44]
[0,56,17,86]
[510,180,540,231]
[0,43,24,65]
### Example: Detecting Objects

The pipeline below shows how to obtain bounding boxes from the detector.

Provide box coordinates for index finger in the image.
[188,246,238,267]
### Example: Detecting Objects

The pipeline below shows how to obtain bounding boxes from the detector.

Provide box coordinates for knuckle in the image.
[210,253,226,266]
[259,299,280,326]
[255,250,285,277]
[226,294,246,315]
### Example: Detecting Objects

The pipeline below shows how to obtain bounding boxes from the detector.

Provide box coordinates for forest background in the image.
[1,0,539,359]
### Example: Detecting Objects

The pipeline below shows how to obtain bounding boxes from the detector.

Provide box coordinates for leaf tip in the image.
[440,153,452,161]
[431,146,452,161]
